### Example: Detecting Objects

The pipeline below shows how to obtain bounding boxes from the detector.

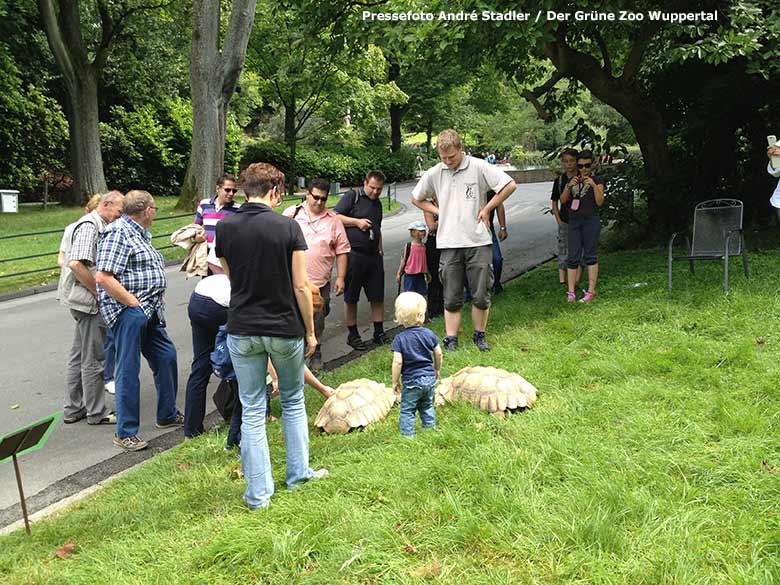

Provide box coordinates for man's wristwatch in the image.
[499,227,507,232]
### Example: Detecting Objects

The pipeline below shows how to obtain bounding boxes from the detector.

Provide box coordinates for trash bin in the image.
[297,176,306,189]
[0,190,19,213]
[330,182,341,196]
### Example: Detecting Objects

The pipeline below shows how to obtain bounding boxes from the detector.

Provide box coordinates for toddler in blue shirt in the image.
[391,292,443,436]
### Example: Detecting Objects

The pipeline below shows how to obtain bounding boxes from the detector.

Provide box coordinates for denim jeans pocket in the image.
[227,334,254,356]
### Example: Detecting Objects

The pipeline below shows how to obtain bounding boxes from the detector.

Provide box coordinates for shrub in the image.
[102,98,243,195]
[0,49,68,195]
[241,140,417,186]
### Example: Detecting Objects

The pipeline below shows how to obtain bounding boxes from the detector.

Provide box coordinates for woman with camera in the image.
[559,150,605,303]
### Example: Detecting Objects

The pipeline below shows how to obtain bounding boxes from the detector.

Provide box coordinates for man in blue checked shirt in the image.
[96,190,182,452]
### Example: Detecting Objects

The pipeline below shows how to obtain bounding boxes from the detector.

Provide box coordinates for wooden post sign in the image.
[0,413,61,534]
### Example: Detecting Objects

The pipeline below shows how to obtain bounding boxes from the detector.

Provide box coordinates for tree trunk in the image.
[389,61,403,152]
[284,100,297,196]
[545,36,677,229]
[63,67,107,205]
[425,116,433,153]
[178,0,257,209]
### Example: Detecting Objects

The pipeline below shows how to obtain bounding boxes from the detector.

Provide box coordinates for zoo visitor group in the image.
[58,129,610,509]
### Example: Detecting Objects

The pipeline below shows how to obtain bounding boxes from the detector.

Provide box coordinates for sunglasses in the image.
[223,188,237,193]
[577,163,592,169]
[309,194,328,202]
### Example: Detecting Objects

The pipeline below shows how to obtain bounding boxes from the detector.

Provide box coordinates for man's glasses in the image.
[309,194,328,202]
[223,188,237,193]
[577,163,592,169]
[148,206,158,210]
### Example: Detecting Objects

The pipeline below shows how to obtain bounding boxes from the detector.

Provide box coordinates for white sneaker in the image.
[311,468,329,480]
[105,380,116,395]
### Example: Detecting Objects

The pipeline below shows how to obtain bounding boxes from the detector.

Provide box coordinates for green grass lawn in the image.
[0,194,399,294]
[2,245,780,584]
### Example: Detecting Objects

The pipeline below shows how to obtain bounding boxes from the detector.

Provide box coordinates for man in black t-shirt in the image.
[334,170,388,350]
[215,162,326,511]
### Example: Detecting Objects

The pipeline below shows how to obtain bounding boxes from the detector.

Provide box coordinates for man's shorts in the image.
[439,245,493,311]
[344,250,384,304]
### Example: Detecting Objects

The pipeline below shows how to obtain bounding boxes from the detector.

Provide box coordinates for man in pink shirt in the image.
[284,178,351,370]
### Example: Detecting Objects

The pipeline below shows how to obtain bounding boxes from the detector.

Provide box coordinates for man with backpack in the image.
[284,177,351,370]
[334,170,388,350]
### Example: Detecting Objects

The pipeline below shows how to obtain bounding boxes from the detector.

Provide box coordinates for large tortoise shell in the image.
[436,366,538,416]
[314,378,396,434]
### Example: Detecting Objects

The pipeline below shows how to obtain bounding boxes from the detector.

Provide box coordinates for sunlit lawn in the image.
[2,244,780,584]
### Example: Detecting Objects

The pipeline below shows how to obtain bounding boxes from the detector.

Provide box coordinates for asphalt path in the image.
[0,179,557,513]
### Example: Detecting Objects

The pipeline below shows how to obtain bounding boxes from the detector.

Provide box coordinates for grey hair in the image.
[123,190,154,216]
[100,190,124,205]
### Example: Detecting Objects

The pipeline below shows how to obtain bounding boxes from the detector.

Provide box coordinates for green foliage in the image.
[0,47,67,192]
[102,98,243,194]
[241,140,417,185]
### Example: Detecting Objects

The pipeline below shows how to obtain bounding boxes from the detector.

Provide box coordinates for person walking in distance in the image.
[334,170,389,350]
[411,129,517,352]
[284,178,351,370]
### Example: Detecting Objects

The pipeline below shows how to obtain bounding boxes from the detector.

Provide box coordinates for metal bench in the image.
[667,198,748,294]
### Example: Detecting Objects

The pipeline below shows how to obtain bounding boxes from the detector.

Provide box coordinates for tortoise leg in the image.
[490,411,506,420]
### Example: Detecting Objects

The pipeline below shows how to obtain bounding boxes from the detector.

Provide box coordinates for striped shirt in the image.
[194,197,240,246]
[97,216,167,327]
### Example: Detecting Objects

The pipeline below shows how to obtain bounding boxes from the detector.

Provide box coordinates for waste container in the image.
[0,190,19,213]
[329,182,341,196]
[297,176,306,189]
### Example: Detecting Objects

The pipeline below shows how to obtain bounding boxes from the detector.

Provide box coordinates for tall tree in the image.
[37,0,167,204]
[178,0,256,209]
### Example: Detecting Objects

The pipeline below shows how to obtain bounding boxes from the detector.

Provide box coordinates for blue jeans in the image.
[227,334,313,509]
[227,382,273,448]
[403,273,428,296]
[399,376,437,436]
[491,229,504,294]
[103,326,115,382]
[111,307,178,438]
[184,293,227,437]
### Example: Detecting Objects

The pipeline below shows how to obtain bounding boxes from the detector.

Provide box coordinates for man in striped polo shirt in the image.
[194,174,240,273]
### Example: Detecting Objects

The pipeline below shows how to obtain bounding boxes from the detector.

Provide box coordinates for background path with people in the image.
[0,179,555,514]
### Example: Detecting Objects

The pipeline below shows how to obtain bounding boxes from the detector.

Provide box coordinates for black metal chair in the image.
[668,199,748,294]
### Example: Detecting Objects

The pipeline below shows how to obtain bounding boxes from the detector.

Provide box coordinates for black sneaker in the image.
[347,334,368,351]
[473,332,490,352]
[155,411,184,429]
[372,331,390,345]
[443,336,459,352]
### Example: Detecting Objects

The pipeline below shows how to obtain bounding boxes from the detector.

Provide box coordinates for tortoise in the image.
[314,378,397,434]
[435,366,538,418]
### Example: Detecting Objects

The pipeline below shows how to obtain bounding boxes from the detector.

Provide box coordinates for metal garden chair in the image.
[667,198,748,294]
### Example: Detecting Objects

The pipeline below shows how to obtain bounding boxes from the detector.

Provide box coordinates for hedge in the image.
[241,140,418,186]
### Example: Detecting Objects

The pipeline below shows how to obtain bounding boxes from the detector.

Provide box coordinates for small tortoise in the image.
[314,378,396,434]
[436,366,538,418]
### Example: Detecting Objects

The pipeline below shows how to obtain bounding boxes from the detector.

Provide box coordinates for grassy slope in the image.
[0,195,399,294]
[2,246,780,584]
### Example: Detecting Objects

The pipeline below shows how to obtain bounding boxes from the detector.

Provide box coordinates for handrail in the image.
[0,185,397,284]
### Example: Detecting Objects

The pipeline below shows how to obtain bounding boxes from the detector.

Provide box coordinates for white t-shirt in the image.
[412,155,513,249]
[768,161,780,209]
[194,274,231,308]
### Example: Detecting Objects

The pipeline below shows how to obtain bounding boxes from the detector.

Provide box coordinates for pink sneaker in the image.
[579,290,597,303]
[567,291,577,302]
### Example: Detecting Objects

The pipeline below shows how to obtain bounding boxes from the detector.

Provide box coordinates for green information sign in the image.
[1,412,61,534]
